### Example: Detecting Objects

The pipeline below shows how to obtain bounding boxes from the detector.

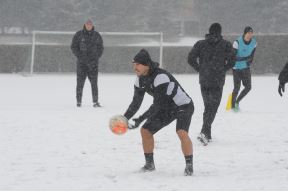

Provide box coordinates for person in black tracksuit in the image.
[123,49,194,176]
[187,23,235,145]
[231,26,257,111]
[278,62,288,96]
[71,19,103,107]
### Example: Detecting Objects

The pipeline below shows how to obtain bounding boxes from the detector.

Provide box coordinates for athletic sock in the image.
[144,153,154,164]
[185,155,193,165]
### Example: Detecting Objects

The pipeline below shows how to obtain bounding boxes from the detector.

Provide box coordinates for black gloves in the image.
[278,82,285,97]
[128,116,145,129]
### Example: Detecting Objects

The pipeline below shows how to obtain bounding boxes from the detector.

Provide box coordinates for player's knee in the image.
[141,128,153,139]
[176,129,189,139]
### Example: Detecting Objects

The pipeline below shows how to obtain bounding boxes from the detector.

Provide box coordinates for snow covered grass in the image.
[0,73,287,191]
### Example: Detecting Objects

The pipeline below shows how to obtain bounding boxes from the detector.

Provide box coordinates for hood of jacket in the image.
[205,33,223,46]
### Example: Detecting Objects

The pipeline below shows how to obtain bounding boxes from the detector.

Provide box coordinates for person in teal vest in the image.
[231,26,257,111]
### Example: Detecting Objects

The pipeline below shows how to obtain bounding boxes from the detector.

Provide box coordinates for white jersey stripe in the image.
[166,82,175,95]
[173,86,191,106]
[154,74,170,87]
[134,76,140,88]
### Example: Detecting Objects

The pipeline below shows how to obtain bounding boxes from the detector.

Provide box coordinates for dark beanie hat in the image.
[209,23,222,35]
[85,18,93,25]
[244,26,253,34]
[133,49,152,66]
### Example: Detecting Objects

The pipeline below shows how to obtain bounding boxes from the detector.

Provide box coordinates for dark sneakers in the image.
[233,102,240,112]
[77,102,101,107]
[93,102,101,107]
[140,162,155,172]
[184,164,193,176]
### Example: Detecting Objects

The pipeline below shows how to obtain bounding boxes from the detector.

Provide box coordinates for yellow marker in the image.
[226,94,232,111]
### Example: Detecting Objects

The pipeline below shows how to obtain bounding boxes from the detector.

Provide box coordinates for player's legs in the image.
[236,68,251,104]
[176,102,194,155]
[177,130,192,156]
[140,128,155,171]
[141,128,154,154]
[76,64,88,106]
[200,86,223,141]
[232,69,241,108]
[140,110,176,171]
[87,66,99,105]
[176,102,194,175]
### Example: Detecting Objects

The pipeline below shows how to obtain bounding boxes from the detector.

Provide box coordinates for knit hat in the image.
[85,18,93,25]
[133,49,152,66]
[209,23,222,35]
[244,26,253,34]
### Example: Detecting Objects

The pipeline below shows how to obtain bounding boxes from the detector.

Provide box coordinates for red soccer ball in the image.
[109,115,128,135]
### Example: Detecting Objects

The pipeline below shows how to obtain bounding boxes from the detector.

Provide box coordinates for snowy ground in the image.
[0,73,287,191]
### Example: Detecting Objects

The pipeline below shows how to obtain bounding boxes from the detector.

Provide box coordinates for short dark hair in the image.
[244,26,253,34]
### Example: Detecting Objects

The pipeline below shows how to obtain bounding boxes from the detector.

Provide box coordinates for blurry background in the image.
[0,0,288,73]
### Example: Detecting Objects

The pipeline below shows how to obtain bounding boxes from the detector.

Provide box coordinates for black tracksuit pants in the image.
[200,85,223,139]
[232,68,251,107]
[76,64,98,104]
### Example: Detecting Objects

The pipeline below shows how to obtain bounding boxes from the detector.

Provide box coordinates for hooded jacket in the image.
[188,33,235,87]
[71,25,103,66]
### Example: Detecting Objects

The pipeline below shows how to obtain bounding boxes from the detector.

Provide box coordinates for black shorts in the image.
[142,102,194,134]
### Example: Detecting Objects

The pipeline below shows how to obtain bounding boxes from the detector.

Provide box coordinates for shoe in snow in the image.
[184,164,193,176]
[140,163,155,172]
[233,103,240,112]
[197,133,208,146]
[93,102,101,107]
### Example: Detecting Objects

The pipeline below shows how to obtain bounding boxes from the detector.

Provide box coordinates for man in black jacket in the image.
[187,23,235,145]
[71,19,103,107]
[278,62,288,96]
[123,49,194,176]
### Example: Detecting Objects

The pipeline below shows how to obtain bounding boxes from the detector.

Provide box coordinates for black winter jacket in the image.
[279,63,288,85]
[188,34,235,87]
[71,26,103,66]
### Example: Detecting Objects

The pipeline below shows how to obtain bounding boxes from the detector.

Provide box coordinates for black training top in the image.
[124,67,192,121]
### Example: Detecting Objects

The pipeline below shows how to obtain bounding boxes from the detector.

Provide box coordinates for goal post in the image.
[30,31,163,74]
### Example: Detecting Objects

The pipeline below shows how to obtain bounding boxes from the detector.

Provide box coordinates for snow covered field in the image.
[0,73,287,191]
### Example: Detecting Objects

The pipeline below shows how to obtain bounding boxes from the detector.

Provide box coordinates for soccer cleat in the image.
[93,102,101,107]
[197,133,208,146]
[184,164,193,176]
[140,163,155,172]
[77,102,81,107]
[233,103,240,112]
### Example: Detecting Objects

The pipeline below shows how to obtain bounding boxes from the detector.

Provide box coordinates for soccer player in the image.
[231,26,257,111]
[123,49,195,176]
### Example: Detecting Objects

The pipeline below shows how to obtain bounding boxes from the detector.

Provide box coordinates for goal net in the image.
[27,31,163,74]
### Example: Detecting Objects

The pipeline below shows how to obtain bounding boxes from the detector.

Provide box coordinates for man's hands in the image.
[128,116,144,129]
[278,82,285,97]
